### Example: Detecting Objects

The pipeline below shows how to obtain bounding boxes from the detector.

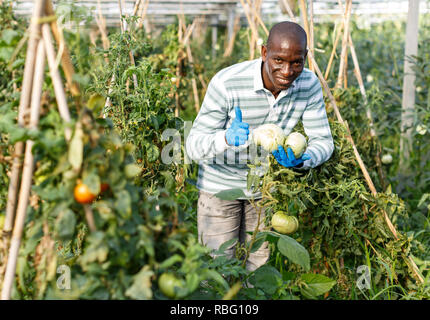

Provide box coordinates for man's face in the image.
[261,36,307,95]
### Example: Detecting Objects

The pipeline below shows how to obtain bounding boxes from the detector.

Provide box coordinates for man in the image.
[186,21,334,271]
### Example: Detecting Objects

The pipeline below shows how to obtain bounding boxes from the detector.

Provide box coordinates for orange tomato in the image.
[74,183,96,204]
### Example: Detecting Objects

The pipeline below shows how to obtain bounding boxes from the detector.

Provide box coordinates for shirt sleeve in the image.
[185,75,232,162]
[299,77,334,170]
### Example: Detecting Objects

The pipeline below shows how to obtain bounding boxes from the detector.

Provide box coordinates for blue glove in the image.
[272,145,311,168]
[225,106,249,146]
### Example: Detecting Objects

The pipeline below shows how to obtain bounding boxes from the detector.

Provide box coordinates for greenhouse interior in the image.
[0,0,429,302]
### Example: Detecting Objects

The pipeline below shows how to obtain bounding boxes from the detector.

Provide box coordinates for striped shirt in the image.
[185,58,334,199]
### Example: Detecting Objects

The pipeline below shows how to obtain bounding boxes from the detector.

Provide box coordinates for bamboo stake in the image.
[291,3,422,285]
[2,0,44,250]
[96,0,110,51]
[45,0,80,97]
[117,0,125,33]
[324,21,343,80]
[298,0,312,70]
[348,33,387,190]
[309,0,315,72]
[132,0,142,16]
[118,0,138,89]
[41,23,72,141]
[177,15,200,113]
[1,39,46,301]
[84,205,97,232]
[224,15,240,58]
[279,0,297,23]
[137,0,150,30]
[343,49,348,88]
[336,0,352,89]
[309,48,424,284]
[246,0,269,36]
[239,0,259,60]
[103,73,116,118]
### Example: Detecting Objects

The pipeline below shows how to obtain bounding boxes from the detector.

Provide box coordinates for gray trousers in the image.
[197,190,270,272]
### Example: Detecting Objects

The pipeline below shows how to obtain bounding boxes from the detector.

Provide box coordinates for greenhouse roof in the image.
[11,0,430,27]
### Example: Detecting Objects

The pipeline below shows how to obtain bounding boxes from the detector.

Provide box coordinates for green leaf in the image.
[277,235,310,271]
[250,233,267,253]
[87,93,105,113]
[201,269,229,290]
[215,238,237,255]
[0,46,13,62]
[185,273,200,293]
[114,190,132,219]
[417,193,430,208]
[68,125,84,171]
[2,29,19,45]
[55,208,76,240]
[82,170,101,195]
[300,273,336,299]
[159,254,183,269]
[215,188,246,201]
[125,265,154,300]
[146,144,159,162]
[79,231,109,268]
[249,265,283,296]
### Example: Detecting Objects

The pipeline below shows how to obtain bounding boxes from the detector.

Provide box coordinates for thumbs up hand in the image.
[225,107,250,146]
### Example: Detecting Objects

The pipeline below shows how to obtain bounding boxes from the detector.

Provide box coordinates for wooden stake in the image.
[279,0,298,23]
[276,5,423,284]
[299,0,312,70]
[336,0,352,89]
[309,0,315,72]
[96,0,110,51]
[137,0,150,30]
[348,33,386,190]
[1,39,46,301]
[178,16,200,113]
[246,0,269,36]
[324,21,343,80]
[84,205,97,232]
[2,0,44,250]
[103,73,116,118]
[42,23,72,141]
[45,0,80,97]
[239,0,259,60]
[224,15,240,58]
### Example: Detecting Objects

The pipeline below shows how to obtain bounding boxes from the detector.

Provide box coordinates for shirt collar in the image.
[253,58,297,93]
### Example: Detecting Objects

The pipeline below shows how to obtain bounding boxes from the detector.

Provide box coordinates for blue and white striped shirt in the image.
[186,58,334,199]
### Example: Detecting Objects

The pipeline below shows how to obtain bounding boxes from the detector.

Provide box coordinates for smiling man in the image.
[186,21,334,271]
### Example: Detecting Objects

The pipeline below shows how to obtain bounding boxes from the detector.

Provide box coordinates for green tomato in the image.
[381,153,393,165]
[158,273,184,299]
[271,211,299,234]
[252,123,286,152]
[284,132,307,158]
[124,163,141,178]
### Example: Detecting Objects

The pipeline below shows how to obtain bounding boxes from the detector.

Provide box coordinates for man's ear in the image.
[303,48,308,61]
[261,45,267,62]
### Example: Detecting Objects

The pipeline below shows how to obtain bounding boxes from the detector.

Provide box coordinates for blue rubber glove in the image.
[272,146,311,168]
[225,106,249,146]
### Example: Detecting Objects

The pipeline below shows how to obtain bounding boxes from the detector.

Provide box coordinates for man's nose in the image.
[281,63,294,77]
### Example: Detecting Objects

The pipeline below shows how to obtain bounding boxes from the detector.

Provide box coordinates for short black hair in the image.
[266,21,307,51]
